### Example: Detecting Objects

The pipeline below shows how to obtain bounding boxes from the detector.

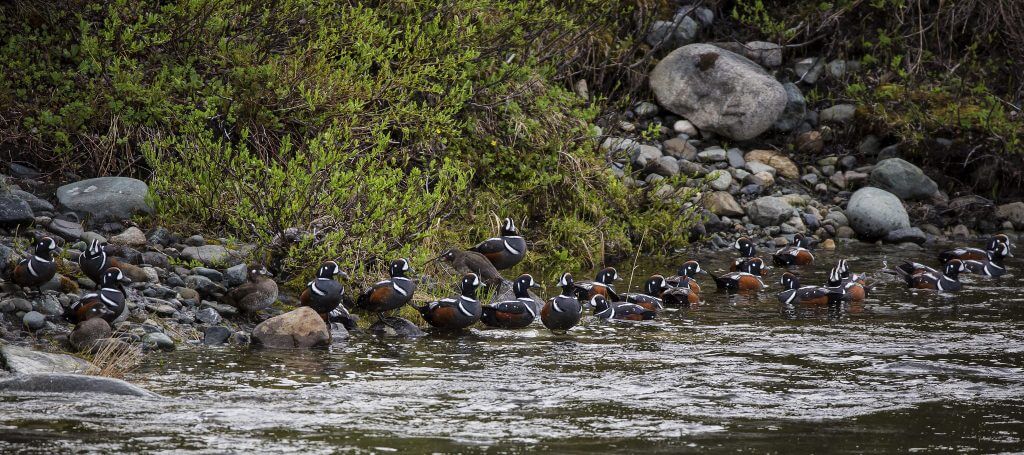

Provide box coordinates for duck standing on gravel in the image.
[354,258,417,326]
[541,273,583,332]
[300,261,351,324]
[415,273,484,331]
[224,265,279,316]
[480,274,542,329]
[11,237,59,296]
[65,267,130,325]
[469,217,527,270]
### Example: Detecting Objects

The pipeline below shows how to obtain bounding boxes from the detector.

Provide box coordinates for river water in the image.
[1,243,1023,453]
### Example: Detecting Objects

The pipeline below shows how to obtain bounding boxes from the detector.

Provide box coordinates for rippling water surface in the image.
[2,244,1024,453]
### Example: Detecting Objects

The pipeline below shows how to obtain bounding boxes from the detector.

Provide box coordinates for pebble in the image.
[708,171,732,191]
[192,267,224,282]
[184,235,206,246]
[142,332,175,351]
[673,120,698,136]
[23,311,46,331]
[697,147,727,163]
[195,307,222,325]
[821,239,836,250]
[203,326,232,345]
[111,227,147,247]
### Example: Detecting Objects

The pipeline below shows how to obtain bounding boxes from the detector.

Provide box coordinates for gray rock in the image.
[180,245,232,267]
[203,326,232,345]
[726,148,746,168]
[4,298,32,313]
[630,145,663,168]
[80,231,107,245]
[140,251,170,270]
[774,83,806,131]
[0,373,156,397]
[11,189,54,213]
[697,147,727,162]
[673,120,698,136]
[951,224,971,239]
[801,173,819,186]
[185,275,225,298]
[996,202,1024,229]
[705,191,744,217]
[662,137,697,160]
[650,44,787,141]
[0,191,34,227]
[745,196,794,226]
[794,57,825,84]
[677,160,708,177]
[601,137,640,156]
[0,345,93,374]
[224,263,249,287]
[70,318,113,351]
[826,59,860,78]
[884,227,928,245]
[32,295,63,316]
[743,41,782,67]
[825,211,849,227]
[47,218,84,241]
[869,158,938,201]
[146,226,175,246]
[368,317,425,338]
[745,161,776,176]
[142,332,175,351]
[9,163,41,179]
[252,307,331,348]
[846,187,911,238]
[648,155,680,176]
[110,226,147,247]
[56,177,152,225]
[192,267,224,282]
[820,104,856,124]
[201,301,238,317]
[708,170,732,191]
[23,311,46,331]
[877,144,900,160]
[634,101,660,119]
[195,307,221,325]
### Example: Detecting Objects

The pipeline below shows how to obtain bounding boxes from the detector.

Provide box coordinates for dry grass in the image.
[86,339,144,379]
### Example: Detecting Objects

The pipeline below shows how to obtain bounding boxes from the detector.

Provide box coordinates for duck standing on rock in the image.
[355,258,417,325]
[573,267,621,302]
[300,261,351,324]
[415,273,484,331]
[224,265,279,316]
[480,274,542,329]
[772,234,815,266]
[589,295,656,321]
[541,273,583,332]
[436,248,504,292]
[11,237,59,296]
[65,267,130,325]
[469,217,527,270]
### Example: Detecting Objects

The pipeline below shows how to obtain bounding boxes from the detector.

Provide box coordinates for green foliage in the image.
[0,0,699,286]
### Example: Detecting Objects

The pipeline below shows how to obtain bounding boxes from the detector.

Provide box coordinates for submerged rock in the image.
[650,44,787,141]
[0,373,157,397]
[368,317,425,338]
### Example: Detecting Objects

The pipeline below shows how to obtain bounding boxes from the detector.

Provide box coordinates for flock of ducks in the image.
[4,217,1016,335]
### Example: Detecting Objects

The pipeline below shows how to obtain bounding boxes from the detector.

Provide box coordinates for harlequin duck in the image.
[12,237,59,295]
[829,259,867,301]
[437,248,504,291]
[622,275,668,310]
[939,234,1012,263]
[711,271,765,292]
[355,258,417,323]
[589,295,656,321]
[573,267,621,302]
[480,274,542,329]
[792,233,817,249]
[778,270,845,306]
[65,267,130,325]
[300,261,350,323]
[415,273,484,330]
[468,217,527,270]
[772,235,815,266]
[731,238,769,276]
[541,273,583,332]
[225,265,279,315]
[736,257,769,277]
[895,259,966,291]
[962,240,1011,277]
[665,260,704,293]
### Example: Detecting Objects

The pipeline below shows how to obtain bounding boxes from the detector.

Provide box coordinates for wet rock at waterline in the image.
[650,44,787,141]
[252,307,331,349]
[0,373,157,397]
[56,177,152,225]
[846,187,911,239]
[0,344,93,375]
[369,317,425,338]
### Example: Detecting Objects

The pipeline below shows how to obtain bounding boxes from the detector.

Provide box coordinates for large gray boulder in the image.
[650,44,787,141]
[746,196,794,226]
[56,177,152,225]
[869,158,938,200]
[0,191,33,227]
[0,373,157,397]
[846,187,911,238]
[252,307,331,349]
